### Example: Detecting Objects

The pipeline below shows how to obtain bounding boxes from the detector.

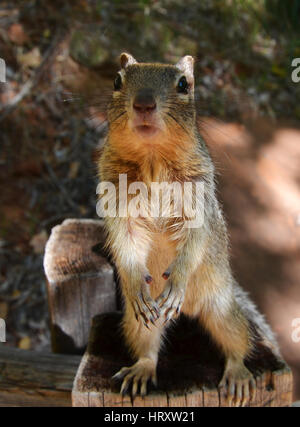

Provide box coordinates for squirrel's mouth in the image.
[134,124,159,138]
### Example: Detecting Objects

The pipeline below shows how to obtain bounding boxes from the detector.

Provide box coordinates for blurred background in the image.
[0,0,299,399]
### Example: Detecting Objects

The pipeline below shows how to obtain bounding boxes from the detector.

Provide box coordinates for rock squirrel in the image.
[97,53,281,406]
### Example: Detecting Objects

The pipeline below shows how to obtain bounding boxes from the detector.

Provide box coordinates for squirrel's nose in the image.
[133,89,156,114]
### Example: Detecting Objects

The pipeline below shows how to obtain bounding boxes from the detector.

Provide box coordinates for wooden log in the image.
[0,345,80,407]
[72,312,293,407]
[44,219,117,355]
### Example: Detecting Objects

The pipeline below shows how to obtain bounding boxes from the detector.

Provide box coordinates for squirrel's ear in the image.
[120,52,137,69]
[175,55,194,81]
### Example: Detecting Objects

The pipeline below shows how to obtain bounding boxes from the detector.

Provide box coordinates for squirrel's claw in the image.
[113,358,157,398]
[156,281,185,323]
[132,284,160,328]
[218,361,256,407]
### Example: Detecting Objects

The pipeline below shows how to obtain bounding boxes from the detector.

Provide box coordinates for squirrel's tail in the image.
[232,282,282,360]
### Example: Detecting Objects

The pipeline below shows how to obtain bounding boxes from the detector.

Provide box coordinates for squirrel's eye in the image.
[114,74,122,91]
[177,76,188,94]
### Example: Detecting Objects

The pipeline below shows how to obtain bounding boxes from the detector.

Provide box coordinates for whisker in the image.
[165,112,189,135]
[109,111,126,126]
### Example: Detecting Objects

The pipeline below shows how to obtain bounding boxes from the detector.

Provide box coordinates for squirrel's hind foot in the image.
[112,357,157,398]
[219,358,256,407]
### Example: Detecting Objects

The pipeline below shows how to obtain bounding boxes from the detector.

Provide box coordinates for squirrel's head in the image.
[108,53,196,159]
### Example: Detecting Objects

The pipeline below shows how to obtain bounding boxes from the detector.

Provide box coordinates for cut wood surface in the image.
[44,219,117,354]
[72,312,293,407]
[0,345,80,407]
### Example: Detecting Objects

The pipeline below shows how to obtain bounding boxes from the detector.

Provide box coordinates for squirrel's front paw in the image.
[219,359,256,407]
[156,273,186,323]
[131,281,160,329]
[112,358,157,397]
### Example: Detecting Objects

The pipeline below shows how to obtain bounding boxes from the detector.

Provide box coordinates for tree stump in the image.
[72,312,293,407]
[44,219,117,354]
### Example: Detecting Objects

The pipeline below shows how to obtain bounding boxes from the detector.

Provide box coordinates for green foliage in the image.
[264,0,300,33]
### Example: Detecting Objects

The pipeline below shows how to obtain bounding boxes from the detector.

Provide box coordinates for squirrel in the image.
[97,53,281,406]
